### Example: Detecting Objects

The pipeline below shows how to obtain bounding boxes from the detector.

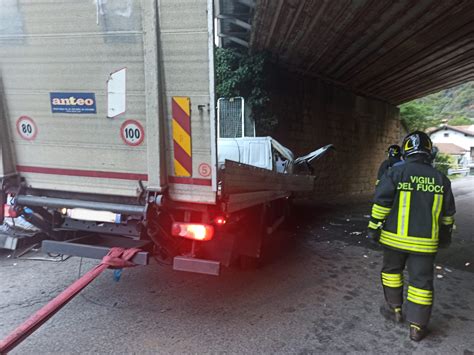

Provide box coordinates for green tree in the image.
[398,81,473,131]
[399,101,439,131]
[433,153,454,176]
[448,115,472,126]
[215,47,276,133]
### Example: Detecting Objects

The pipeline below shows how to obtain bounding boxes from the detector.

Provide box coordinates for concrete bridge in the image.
[217,0,474,200]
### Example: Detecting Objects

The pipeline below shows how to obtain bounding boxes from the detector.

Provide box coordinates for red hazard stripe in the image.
[168,176,212,186]
[173,142,193,173]
[16,165,148,181]
[172,99,191,134]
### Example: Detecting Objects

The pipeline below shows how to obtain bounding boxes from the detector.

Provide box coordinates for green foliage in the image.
[448,115,472,126]
[215,47,277,132]
[433,153,454,176]
[399,81,473,131]
[399,101,439,131]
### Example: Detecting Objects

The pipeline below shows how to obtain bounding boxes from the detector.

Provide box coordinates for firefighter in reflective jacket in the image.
[368,131,455,342]
[375,144,402,185]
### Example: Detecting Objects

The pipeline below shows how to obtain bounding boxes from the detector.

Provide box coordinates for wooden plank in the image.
[220,160,314,194]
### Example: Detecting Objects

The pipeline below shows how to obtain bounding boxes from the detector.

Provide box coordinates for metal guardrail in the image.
[448,168,470,175]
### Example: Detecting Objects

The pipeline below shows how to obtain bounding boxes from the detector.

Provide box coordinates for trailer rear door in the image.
[0,0,217,203]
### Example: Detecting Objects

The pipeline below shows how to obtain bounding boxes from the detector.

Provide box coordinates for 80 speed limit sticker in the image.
[120,119,145,146]
[16,116,38,141]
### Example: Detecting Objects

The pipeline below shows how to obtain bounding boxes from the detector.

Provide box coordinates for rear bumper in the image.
[16,195,145,215]
[173,256,220,276]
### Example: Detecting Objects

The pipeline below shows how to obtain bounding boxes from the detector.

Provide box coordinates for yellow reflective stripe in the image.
[380,235,437,250]
[372,212,384,219]
[381,272,402,279]
[441,216,454,225]
[368,221,381,229]
[383,281,404,288]
[407,294,432,305]
[408,285,432,294]
[375,179,380,186]
[382,279,403,287]
[371,203,391,219]
[431,194,443,240]
[382,280,403,287]
[380,240,437,254]
[371,205,390,219]
[397,191,411,237]
[381,278,402,283]
[381,230,438,246]
[381,272,403,287]
[408,289,432,298]
[381,280,403,285]
[380,232,437,253]
[373,204,391,213]
[371,211,388,219]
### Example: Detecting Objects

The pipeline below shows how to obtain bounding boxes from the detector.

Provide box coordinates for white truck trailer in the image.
[0,0,329,275]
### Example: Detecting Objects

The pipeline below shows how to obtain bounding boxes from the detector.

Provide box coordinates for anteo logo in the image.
[51,97,95,106]
[50,92,97,114]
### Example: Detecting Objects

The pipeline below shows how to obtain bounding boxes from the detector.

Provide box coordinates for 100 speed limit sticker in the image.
[120,120,145,146]
[16,116,38,141]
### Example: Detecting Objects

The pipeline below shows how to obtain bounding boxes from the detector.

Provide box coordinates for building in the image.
[429,124,474,168]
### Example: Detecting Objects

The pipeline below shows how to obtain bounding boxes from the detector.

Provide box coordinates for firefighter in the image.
[367,131,455,342]
[375,144,402,185]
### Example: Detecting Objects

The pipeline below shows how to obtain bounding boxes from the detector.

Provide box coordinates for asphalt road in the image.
[0,177,473,354]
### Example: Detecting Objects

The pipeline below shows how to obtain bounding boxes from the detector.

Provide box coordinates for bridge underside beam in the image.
[251,0,474,104]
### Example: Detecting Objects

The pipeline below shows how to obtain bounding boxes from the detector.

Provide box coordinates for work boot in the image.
[409,323,428,342]
[379,304,404,323]
[393,307,403,323]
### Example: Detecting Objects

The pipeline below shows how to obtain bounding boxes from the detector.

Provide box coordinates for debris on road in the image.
[435,265,442,270]
[350,231,362,235]
[465,262,471,267]
[436,274,444,279]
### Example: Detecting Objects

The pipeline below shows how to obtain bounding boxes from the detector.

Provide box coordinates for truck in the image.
[0,0,330,275]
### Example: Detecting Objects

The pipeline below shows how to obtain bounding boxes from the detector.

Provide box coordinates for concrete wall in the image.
[261,67,402,202]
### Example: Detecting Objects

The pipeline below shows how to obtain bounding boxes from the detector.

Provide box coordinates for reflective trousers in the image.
[381,247,435,327]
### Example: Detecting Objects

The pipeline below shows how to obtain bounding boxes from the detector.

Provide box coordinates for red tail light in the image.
[171,222,214,241]
[214,216,227,226]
